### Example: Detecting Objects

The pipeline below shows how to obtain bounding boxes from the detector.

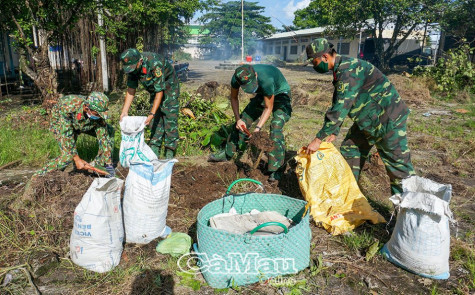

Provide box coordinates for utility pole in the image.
[241,0,244,62]
[97,0,108,92]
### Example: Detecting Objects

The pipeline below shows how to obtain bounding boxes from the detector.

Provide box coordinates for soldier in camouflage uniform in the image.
[36,92,114,176]
[304,38,415,194]
[208,64,292,182]
[120,48,180,159]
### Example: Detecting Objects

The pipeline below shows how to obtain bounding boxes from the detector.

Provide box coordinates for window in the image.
[290,45,298,54]
[291,39,298,43]
[301,38,308,43]
[302,45,306,53]
[263,46,267,55]
[275,46,281,54]
[337,42,350,55]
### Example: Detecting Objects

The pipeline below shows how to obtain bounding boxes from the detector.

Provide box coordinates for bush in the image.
[125,90,233,155]
[178,92,233,153]
[413,44,474,98]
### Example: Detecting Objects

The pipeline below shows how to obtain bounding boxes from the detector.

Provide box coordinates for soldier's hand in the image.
[144,114,154,126]
[235,119,246,132]
[74,157,89,170]
[325,134,336,143]
[305,137,322,154]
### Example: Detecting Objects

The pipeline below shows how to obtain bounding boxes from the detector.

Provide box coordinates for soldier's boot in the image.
[150,145,161,158]
[208,150,230,162]
[165,148,175,159]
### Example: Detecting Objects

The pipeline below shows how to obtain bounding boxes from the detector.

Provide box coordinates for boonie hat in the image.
[86,92,109,119]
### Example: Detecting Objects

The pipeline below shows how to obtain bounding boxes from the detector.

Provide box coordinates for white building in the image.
[259,25,423,63]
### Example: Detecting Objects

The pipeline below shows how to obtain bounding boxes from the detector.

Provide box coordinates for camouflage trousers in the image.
[149,91,179,155]
[225,94,292,172]
[36,124,114,176]
[340,116,415,195]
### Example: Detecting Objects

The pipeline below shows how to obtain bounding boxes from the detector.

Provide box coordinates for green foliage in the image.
[293,0,447,69]
[341,230,375,252]
[413,44,475,97]
[176,271,203,291]
[440,0,475,45]
[0,112,58,167]
[199,1,275,55]
[100,0,202,55]
[179,92,233,153]
[452,242,475,289]
[310,255,325,276]
[124,90,233,156]
[293,1,331,28]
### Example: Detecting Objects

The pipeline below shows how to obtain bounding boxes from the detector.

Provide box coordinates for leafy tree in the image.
[293,0,447,70]
[293,2,331,29]
[0,0,93,103]
[440,0,475,46]
[0,0,205,101]
[199,1,275,57]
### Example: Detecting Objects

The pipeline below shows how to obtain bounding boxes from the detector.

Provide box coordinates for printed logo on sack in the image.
[177,252,297,275]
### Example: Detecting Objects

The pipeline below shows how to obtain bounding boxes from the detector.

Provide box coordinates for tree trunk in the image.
[18,43,59,108]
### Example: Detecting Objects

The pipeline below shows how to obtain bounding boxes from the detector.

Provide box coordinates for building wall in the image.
[260,35,364,62]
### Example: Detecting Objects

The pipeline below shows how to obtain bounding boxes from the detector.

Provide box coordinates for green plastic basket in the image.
[195,178,311,288]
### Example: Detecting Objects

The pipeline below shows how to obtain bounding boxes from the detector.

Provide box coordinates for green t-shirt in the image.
[231,64,291,97]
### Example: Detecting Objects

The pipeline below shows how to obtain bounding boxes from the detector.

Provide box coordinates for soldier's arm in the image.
[316,69,363,140]
[56,113,78,160]
[121,72,139,120]
[254,94,274,132]
[121,88,136,121]
[94,123,113,165]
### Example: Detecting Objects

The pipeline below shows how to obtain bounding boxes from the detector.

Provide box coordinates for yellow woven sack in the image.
[295,142,385,235]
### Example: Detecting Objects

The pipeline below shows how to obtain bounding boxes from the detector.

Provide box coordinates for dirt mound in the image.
[291,82,332,106]
[24,171,95,221]
[388,74,433,106]
[249,131,274,152]
[195,81,231,101]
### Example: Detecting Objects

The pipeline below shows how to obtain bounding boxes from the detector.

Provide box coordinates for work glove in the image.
[105,164,115,178]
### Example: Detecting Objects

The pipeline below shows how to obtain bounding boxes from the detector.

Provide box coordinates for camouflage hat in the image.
[306,38,334,61]
[120,48,142,74]
[234,65,258,94]
[86,92,109,119]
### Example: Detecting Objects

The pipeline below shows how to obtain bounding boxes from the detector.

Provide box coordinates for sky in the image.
[193,0,311,30]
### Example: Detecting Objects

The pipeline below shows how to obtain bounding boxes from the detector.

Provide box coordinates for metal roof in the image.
[264,27,326,40]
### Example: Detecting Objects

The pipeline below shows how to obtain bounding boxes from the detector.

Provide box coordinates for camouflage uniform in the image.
[121,49,180,156]
[225,64,292,173]
[36,93,114,175]
[308,39,415,194]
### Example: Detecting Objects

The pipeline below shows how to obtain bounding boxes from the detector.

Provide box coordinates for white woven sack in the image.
[119,116,176,244]
[119,116,158,167]
[70,178,124,273]
[123,159,177,244]
[382,176,453,279]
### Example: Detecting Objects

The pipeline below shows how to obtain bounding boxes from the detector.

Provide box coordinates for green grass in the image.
[451,241,475,290]
[340,230,375,252]
[0,114,58,167]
